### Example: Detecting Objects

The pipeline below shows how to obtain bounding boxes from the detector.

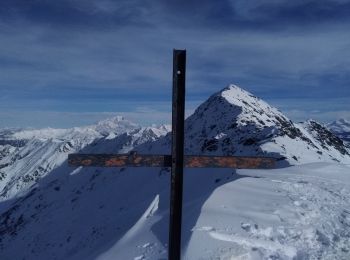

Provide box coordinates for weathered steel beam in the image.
[68,154,276,169]
[68,153,170,167]
[185,155,275,169]
[169,49,186,260]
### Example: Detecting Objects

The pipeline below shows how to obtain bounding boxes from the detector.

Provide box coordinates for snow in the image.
[0,119,170,203]
[140,84,350,165]
[92,116,139,136]
[328,118,350,143]
[328,118,350,133]
[97,195,161,260]
[91,163,350,260]
[0,84,350,259]
[184,163,350,259]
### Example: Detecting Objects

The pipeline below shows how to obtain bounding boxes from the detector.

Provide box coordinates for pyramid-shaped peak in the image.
[189,84,287,129]
[202,84,282,123]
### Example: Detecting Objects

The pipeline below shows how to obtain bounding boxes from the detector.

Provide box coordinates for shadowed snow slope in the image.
[0,85,350,260]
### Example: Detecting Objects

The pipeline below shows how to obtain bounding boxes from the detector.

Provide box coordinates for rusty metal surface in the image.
[68,153,275,169]
[68,153,170,167]
[68,154,171,167]
[185,156,275,169]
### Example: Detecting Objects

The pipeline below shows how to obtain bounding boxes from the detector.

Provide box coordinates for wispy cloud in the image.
[0,0,349,128]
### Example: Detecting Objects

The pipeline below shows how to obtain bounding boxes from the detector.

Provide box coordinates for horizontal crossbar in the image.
[68,153,275,169]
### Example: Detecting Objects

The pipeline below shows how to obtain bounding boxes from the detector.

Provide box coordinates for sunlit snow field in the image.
[98,163,350,260]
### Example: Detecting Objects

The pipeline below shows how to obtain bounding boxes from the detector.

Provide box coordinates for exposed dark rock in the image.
[201,139,219,152]
[306,121,349,156]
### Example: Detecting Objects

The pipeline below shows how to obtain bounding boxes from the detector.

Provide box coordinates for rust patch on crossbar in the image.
[80,159,92,166]
[68,153,275,169]
[185,156,274,169]
[105,155,128,167]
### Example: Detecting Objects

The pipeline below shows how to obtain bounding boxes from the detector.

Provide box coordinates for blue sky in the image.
[0,0,349,128]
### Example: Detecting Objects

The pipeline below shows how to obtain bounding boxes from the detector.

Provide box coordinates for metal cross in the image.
[68,49,275,260]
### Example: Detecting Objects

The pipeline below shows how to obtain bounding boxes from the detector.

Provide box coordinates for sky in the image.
[0,0,350,128]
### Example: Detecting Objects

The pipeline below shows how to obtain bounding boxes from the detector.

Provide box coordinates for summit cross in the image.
[68,49,276,260]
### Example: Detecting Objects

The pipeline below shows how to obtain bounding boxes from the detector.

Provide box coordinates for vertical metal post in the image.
[169,49,186,260]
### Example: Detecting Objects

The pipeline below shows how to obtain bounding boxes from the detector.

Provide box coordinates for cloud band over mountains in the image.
[0,0,350,127]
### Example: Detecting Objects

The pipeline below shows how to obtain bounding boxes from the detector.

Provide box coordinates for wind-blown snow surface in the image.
[1,85,350,259]
[95,163,350,260]
[184,164,350,260]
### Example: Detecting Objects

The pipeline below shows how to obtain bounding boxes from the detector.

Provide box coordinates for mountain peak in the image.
[93,116,139,135]
[155,84,350,164]
[220,84,256,99]
[199,84,286,130]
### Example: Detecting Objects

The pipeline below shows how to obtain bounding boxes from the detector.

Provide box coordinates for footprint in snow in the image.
[137,242,153,249]
[241,223,251,232]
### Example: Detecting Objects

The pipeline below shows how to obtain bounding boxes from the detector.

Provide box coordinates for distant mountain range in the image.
[0,85,349,259]
[327,118,350,144]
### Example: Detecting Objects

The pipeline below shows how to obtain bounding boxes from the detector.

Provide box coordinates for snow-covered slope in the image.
[0,85,350,260]
[0,127,101,201]
[1,160,349,259]
[141,85,350,165]
[327,118,350,144]
[184,163,350,260]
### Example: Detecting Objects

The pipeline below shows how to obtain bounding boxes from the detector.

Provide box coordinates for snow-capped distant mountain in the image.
[4,116,139,141]
[0,117,169,202]
[141,85,350,165]
[327,118,350,144]
[81,125,171,154]
[92,116,140,136]
[0,85,350,260]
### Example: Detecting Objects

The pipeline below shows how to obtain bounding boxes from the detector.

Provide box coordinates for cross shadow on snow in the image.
[150,168,260,259]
